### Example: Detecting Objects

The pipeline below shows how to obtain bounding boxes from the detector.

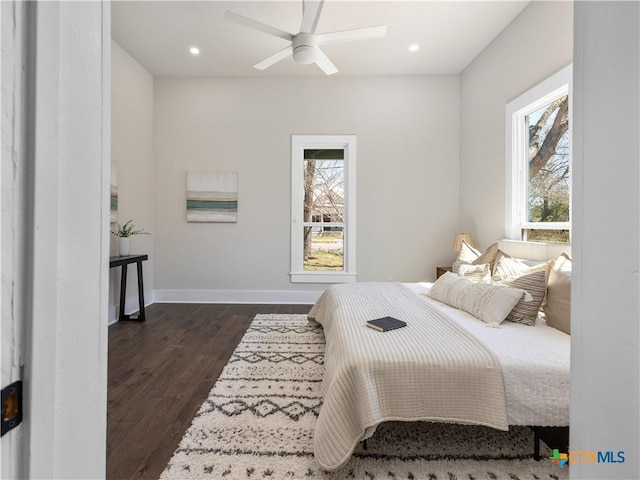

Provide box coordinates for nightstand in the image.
[436,266,452,279]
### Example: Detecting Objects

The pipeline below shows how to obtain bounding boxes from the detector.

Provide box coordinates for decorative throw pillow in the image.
[492,255,554,309]
[428,272,529,326]
[471,242,502,270]
[492,255,554,283]
[544,253,571,334]
[495,270,548,326]
[452,260,467,275]
[457,239,481,263]
[458,263,491,284]
[452,240,481,274]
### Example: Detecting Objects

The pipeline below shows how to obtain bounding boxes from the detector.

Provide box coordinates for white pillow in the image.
[452,240,481,274]
[457,239,481,263]
[458,263,491,284]
[428,272,529,326]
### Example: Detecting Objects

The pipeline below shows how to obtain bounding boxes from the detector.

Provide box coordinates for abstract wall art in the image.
[186,171,238,223]
[110,160,118,223]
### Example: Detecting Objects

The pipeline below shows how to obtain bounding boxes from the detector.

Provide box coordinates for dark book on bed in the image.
[366,316,407,332]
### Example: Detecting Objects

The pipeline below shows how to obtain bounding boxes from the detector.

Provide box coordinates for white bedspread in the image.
[308,282,510,471]
[407,282,570,427]
[309,282,570,472]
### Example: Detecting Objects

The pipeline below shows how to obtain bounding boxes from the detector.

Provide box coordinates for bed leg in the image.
[533,426,540,461]
[363,439,368,451]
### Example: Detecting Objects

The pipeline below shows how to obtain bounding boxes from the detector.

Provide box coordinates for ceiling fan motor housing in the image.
[292,33,318,65]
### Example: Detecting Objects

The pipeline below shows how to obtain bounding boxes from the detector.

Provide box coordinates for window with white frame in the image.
[505,65,572,243]
[290,135,356,283]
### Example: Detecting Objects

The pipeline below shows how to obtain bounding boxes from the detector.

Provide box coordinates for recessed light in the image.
[190,46,200,55]
[408,44,419,52]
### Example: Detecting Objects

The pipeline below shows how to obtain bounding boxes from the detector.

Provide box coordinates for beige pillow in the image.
[472,242,504,272]
[428,272,528,326]
[496,270,547,326]
[492,255,554,283]
[458,263,491,284]
[544,253,571,334]
[492,255,554,309]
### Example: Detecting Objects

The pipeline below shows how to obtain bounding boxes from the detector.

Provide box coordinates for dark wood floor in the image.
[107,303,311,480]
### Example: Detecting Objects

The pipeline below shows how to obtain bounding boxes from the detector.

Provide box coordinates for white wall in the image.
[571,2,640,478]
[111,41,154,320]
[459,1,573,248]
[153,75,460,302]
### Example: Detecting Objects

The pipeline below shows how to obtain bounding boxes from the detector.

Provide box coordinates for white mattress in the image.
[405,282,570,426]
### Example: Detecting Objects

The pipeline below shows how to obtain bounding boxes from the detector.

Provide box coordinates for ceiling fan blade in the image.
[300,0,324,34]
[254,45,293,70]
[318,25,387,46]
[314,48,338,75]
[224,11,294,42]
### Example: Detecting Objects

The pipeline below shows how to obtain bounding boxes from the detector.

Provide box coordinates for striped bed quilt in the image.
[308,282,510,471]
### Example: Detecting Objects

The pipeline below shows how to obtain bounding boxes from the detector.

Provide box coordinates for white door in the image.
[1,1,110,478]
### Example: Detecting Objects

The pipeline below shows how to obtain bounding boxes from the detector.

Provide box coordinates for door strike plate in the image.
[1,380,23,436]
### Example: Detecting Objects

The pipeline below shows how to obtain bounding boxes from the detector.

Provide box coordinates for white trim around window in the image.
[290,135,357,283]
[505,64,572,241]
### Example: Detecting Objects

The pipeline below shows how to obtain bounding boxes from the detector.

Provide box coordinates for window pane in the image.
[303,226,344,271]
[526,95,570,224]
[524,229,570,244]
[304,149,345,160]
[303,153,344,224]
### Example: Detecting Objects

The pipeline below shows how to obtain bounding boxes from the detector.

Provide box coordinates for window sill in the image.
[290,272,358,284]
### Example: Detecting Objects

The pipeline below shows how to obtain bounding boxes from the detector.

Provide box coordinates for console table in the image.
[109,254,148,322]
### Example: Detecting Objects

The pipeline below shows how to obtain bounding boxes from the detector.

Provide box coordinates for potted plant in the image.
[111,220,150,256]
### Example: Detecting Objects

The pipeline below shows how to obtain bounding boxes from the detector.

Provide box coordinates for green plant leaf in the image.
[111,219,151,237]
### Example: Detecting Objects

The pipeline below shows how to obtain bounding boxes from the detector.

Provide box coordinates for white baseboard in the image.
[153,289,322,305]
[109,290,319,325]
[109,291,156,325]
[108,305,117,326]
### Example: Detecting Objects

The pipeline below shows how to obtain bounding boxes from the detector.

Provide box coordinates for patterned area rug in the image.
[161,314,567,480]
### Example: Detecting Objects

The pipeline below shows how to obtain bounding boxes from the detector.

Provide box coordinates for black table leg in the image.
[117,261,145,322]
[136,260,145,322]
[118,263,128,321]
[110,254,148,323]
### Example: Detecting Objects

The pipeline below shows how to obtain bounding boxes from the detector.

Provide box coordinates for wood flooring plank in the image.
[107,303,311,480]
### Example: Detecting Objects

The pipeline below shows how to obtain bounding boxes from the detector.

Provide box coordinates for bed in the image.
[308,281,570,472]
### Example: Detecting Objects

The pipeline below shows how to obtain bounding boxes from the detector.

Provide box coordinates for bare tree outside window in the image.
[526,95,570,243]
[303,150,345,270]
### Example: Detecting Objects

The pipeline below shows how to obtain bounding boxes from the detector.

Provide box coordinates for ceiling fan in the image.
[223,0,387,75]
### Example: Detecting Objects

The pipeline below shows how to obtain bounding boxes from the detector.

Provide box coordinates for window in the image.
[290,135,356,283]
[505,65,572,243]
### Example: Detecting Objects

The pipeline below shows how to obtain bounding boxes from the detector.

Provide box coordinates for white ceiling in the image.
[111,1,530,77]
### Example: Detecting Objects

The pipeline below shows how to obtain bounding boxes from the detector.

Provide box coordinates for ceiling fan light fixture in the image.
[292,32,318,65]
[293,45,316,64]
[224,2,387,75]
